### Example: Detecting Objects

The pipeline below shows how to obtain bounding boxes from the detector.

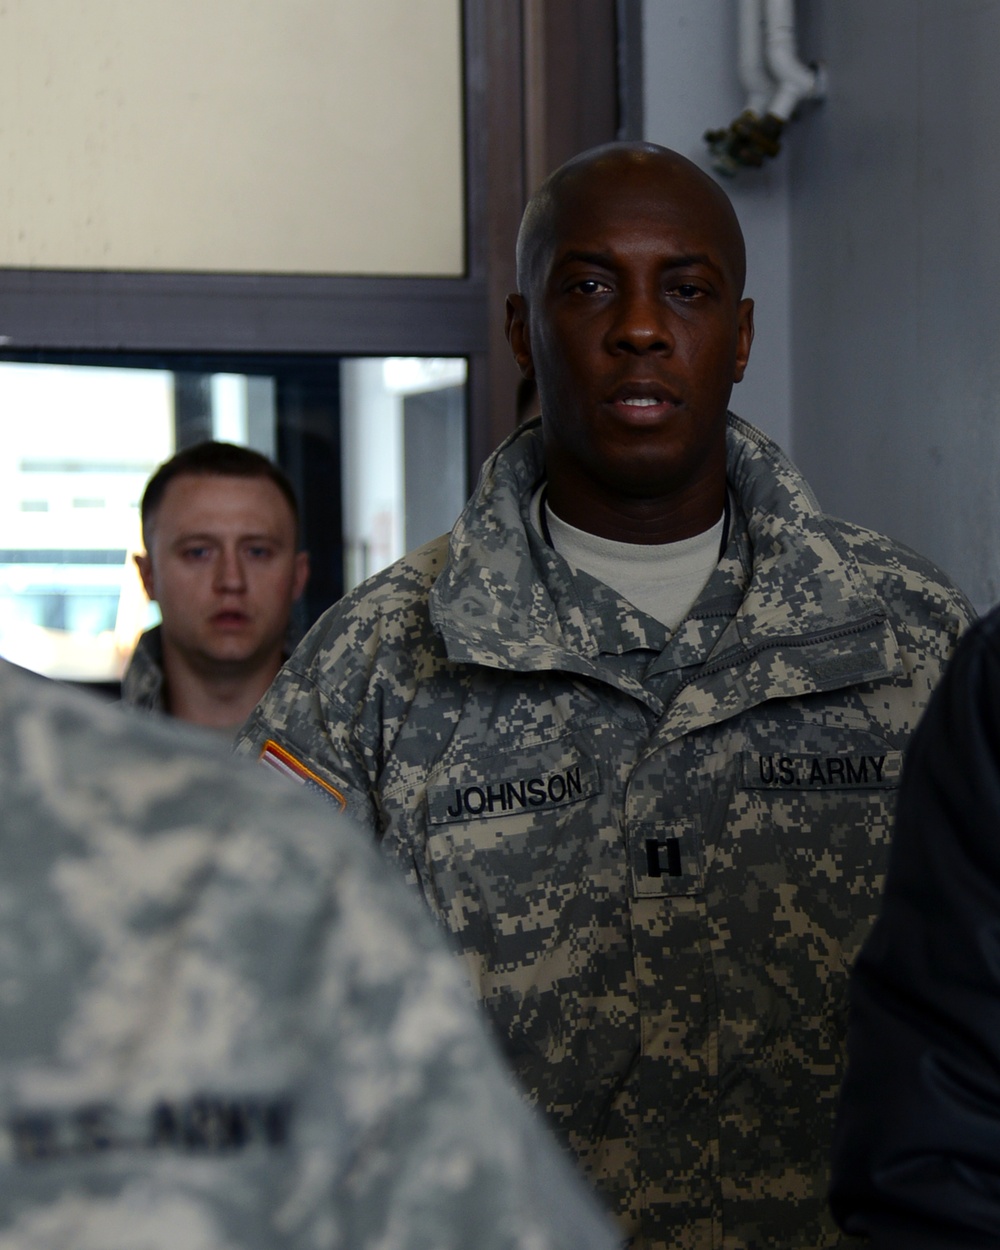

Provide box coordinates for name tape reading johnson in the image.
[428,755,600,824]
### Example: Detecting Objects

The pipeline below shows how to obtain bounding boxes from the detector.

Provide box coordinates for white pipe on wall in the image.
[737,0,772,117]
[705,0,824,173]
[763,0,822,121]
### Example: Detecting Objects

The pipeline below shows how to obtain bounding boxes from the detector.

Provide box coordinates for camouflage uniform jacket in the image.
[238,414,973,1250]
[0,657,618,1250]
[120,623,166,712]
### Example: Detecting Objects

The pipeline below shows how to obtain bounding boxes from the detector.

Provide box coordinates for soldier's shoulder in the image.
[828,516,974,635]
[286,533,451,682]
[0,660,336,863]
[347,532,450,614]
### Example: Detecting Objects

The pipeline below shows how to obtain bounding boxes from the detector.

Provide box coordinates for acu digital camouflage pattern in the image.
[0,657,619,1250]
[238,415,974,1250]
[119,623,166,713]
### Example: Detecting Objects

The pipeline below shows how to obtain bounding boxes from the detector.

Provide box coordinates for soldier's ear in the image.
[134,552,156,602]
[292,550,310,601]
[733,298,754,383]
[505,295,535,380]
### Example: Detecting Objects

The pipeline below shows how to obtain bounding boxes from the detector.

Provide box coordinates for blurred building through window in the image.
[0,356,467,684]
[341,357,467,589]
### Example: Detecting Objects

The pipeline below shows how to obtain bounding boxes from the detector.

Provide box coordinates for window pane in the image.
[0,355,468,683]
[0,363,173,681]
[340,357,467,590]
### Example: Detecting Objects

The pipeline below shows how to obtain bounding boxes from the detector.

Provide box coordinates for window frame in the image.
[0,0,637,487]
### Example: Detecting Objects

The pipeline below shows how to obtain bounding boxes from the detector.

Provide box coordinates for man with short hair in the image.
[238,142,973,1248]
[125,441,309,733]
[0,654,618,1250]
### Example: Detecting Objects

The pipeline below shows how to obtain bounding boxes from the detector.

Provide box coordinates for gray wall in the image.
[642,0,795,452]
[643,0,1000,610]
[790,1,1000,610]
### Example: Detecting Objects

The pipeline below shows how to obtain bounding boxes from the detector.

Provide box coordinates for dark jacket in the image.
[831,604,1000,1248]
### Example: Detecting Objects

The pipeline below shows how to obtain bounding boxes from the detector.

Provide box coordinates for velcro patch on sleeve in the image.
[258,740,346,810]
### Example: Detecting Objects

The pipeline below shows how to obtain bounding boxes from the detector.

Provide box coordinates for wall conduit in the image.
[705,0,825,175]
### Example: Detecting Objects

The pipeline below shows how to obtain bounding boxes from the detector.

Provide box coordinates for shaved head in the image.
[515,141,747,304]
[504,138,755,544]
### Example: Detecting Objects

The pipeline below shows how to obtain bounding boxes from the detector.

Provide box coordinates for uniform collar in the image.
[430,416,899,702]
[120,625,167,712]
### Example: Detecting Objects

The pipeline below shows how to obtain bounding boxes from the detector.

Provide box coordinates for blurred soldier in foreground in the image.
[830,603,1000,1248]
[238,142,972,1247]
[0,655,618,1250]
[124,441,309,734]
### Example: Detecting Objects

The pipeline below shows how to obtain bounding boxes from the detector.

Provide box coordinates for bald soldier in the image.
[238,143,973,1248]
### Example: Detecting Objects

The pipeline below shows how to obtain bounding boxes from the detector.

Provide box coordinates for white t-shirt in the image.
[532,486,726,633]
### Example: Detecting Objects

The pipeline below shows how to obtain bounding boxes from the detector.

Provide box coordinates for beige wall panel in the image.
[0,0,464,275]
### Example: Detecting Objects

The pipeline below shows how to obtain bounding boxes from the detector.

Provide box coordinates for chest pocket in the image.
[623,721,904,902]
[422,736,610,942]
